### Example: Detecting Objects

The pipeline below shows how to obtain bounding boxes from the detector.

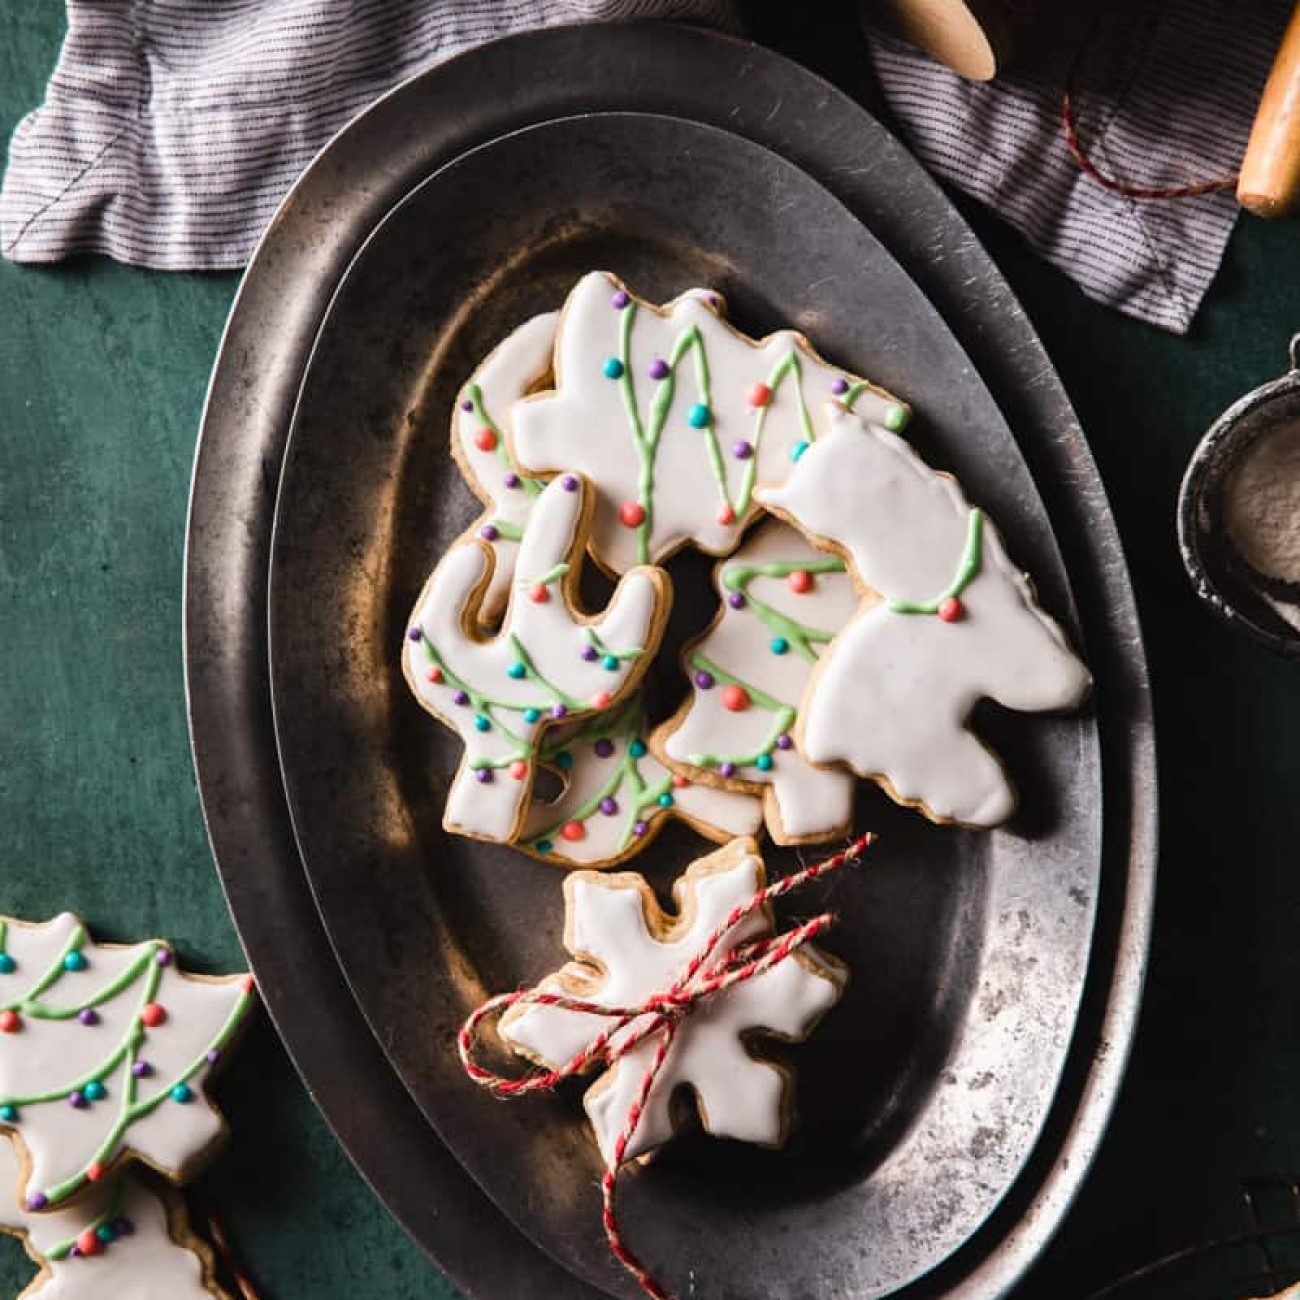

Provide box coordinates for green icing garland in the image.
[886,508,983,615]
[463,381,545,528]
[720,555,846,663]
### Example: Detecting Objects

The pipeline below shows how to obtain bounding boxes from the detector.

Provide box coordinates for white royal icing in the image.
[0,915,254,1212]
[500,843,843,1164]
[511,271,909,574]
[519,692,762,867]
[653,521,860,844]
[758,405,1092,826]
[453,311,560,622]
[0,1138,222,1299]
[403,474,668,843]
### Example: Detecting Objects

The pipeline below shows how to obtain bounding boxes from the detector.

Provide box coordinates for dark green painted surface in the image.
[2,4,1299,1298]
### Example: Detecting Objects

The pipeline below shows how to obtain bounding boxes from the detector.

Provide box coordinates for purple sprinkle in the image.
[581,645,599,662]
[452,689,470,706]
[727,592,746,610]
[594,738,615,758]
[693,670,715,690]
[648,358,670,381]
[560,474,578,492]
[155,948,171,967]
[69,1245,80,1258]
[504,472,521,489]
[114,1218,135,1237]
[27,1194,47,1211]
[611,289,630,309]
[480,523,499,542]
[719,762,737,778]
[551,704,568,720]
[775,733,793,751]
[475,768,493,784]
[599,797,619,816]
[633,820,649,837]
[78,1008,98,1026]
[460,398,474,412]
[206,1049,222,1064]
[831,377,849,395]
[132,1062,153,1079]
[69,1092,86,1109]
[732,440,754,460]
[407,626,423,642]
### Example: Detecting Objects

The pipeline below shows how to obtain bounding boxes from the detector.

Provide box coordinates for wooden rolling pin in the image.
[1239,2,1300,217]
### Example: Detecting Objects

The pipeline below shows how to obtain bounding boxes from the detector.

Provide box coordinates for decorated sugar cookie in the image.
[758,405,1092,826]
[403,473,671,844]
[451,311,558,623]
[652,520,860,845]
[519,692,762,867]
[0,915,256,1212]
[0,1137,233,1299]
[500,838,845,1164]
[511,271,909,574]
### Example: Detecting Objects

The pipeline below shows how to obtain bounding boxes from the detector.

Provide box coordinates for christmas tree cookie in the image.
[0,1136,233,1299]
[500,838,845,1164]
[758,404,1092,826]
[510,271,909,575]
[403,473,671,844]
[451,310,558,623]
[0,914,255,1213]
[518,691,762,868]
[652,520,861,845]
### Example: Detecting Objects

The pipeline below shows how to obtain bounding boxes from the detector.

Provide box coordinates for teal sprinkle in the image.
[603,357,624,379]
[523,707,541,724]
[556,752,574,770]
[883,403,909,432]
[506,661,526,680]
[83,1081,106,1102]
[473,714,491,733]
[629,739,647,759]
[770,637,789,655]
[790,440,809,462]
[0,955,14,975]
[536,839,553,854]
[687,403,711,429]
[601,654,619,671]
[171,1084,194,1104]
[756,753,774,771]
[96,1224,116,1244]
[63,951,87,972]
[657,793,674,808]
[0,1105,17,1123]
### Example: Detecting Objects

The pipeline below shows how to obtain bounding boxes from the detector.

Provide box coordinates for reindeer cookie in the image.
[451,311,558,623]
[511,271,909,574]
[652,520,860,845]
[500,838,845,1164]
[403,473,671,844]
[758,405,1092,827]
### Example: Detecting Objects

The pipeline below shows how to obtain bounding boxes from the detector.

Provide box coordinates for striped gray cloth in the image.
[0,0,1285,333]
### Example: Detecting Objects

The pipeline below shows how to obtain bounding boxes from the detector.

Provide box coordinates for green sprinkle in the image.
[883,403,909,432]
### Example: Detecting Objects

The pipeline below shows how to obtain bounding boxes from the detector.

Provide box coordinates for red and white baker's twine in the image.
[458,832,874,1300]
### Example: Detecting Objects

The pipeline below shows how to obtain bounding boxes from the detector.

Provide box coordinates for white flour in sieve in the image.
[1223,419,1300,586]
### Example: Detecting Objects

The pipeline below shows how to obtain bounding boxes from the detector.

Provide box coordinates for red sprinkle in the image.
[473,428,497,452]
[0,1011,21,1034]
[509,760,528,781]
[721,685,750,713]
[140,1004,167,1028]
[938,596,964,623]
[77,1229,103,1257]
[241,975,256,995]
[529,584,550,604]
[87,1162,105,1183]
[787,570,813,594]
[717,504,735,526]
[619,502,646,529]
[561,821,585,842]
[592,691,613,709]
[670,774,689,789]
[748,382,773,408]
[426,665,443,684]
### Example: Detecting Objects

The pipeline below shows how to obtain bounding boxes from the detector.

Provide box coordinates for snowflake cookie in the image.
[0,1136,232,1299]
[500,838,845,1164]
[758,404,1092,826]
[510,271,910,575]
[652,519,860,845]
[403,473,671,844]
[518,691,762,867]
[451,310,558,623]
[0,915,256,1213]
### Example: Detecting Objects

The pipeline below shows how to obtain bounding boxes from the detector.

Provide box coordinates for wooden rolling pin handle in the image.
[1239,2,1300,217]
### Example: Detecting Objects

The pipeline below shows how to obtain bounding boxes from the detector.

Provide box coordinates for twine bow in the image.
[458,832,874,1300]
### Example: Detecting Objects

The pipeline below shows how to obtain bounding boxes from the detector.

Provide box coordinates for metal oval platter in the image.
[268,110,1100,1300]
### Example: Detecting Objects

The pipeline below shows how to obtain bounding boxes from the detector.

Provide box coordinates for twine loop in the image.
[458,832,874,1300]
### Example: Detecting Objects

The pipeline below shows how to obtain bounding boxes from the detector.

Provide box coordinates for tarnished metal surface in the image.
[185,23,1156,1300]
